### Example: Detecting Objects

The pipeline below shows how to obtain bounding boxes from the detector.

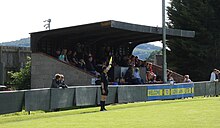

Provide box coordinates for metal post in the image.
[162,0,167,83]
[48,19,51,30]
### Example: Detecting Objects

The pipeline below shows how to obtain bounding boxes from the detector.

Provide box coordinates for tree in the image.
[8,57,31,90]
[146,50,162,62]
[167,0,220,81]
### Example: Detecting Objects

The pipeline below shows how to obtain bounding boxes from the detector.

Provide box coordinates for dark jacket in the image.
[51,78,60,88]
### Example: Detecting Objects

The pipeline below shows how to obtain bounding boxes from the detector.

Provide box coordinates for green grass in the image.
[1,97,220,128]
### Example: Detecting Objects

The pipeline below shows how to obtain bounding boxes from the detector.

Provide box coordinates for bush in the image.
[8,56,31,90]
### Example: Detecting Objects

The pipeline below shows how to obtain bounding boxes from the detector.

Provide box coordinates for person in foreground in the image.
[51,74,68,88]
[100,57,112,111]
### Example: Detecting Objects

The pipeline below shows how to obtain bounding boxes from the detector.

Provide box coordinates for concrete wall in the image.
[31,53,95,88]
[0,46,31,84]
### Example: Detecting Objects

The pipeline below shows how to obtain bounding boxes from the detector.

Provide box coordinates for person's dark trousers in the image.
[100,101,106,111]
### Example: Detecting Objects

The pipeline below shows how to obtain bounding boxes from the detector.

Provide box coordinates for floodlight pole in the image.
[162,0,167,83]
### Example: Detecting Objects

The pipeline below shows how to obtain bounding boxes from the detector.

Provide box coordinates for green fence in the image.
[0,81,219,115]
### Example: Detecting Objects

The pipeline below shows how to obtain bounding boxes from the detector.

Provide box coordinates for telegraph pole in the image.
[162,0,167,83]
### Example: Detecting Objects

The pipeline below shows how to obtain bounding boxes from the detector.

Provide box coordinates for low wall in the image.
[194,81,218,96]
[0,91,24,114]
[25,88,51,111]
[0,81,219,115]
[118,85,146,103]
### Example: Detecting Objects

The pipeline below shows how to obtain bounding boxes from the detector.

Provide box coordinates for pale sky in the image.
[0,0,170,46]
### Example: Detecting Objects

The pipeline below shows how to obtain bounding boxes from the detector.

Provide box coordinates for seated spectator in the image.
[132,68,143,84]
[135,56,140,66]
[77,58,86,70]
[67,50,73,63]
[71,51,79,66]
[146,62,156,83]
[183,75,192,83]
[86,55,100,76]
[124,65,134,84]
[167,71,174,84]
[55,49,61,59]
[130,55,136,67]
[59,49,69,63]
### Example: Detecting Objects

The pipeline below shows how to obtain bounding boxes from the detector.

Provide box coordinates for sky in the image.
[0,0,170,46]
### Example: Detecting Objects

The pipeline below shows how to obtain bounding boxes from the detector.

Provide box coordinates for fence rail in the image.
[0,81,219,115]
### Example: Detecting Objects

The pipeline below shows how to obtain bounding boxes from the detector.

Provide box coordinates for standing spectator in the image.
[59,74,68,88]
[210,69,218,82]
[217,70,220,82]
[51,74,61,88]
[183,75,192,83]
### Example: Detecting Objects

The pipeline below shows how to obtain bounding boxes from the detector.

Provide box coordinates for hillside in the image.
[132,43,161,60]
[0,38,161,60]
[0,38,30,47]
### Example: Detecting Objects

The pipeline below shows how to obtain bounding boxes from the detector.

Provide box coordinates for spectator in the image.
[167,71,174,84]
[71,51,79,65]
[124,65,134,84]
[86,55,99,76]
[77,58,86,70]
[217,70,220,82]
[51,74,61,88]
[210,69,218,82]
[130,55,136,67]
[132,68,143,84]
[67,50,73,63]
[59,49,69,63]
[59,74,68,88]
[135,56,139,66]
[55,49,61,59]
[146,62,156,83]
[183,75,192,83]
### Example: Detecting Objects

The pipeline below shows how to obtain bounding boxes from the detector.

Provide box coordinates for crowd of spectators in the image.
[54,48,158,84]
[53,47,197,85]
[55,48,101,76]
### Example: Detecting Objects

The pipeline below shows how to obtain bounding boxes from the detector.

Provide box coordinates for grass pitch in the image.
[1,97,220,128]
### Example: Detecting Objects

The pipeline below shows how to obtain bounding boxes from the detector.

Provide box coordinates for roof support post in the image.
[162,0,167,83]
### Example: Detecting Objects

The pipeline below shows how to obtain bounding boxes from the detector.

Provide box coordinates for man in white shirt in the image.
[210,69,218,82]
